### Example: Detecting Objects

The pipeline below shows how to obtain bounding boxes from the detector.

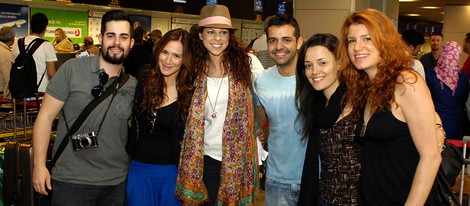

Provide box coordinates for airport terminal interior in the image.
[0,0,470,205]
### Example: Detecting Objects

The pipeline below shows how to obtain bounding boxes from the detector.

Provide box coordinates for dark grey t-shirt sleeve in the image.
[46,61,70,102]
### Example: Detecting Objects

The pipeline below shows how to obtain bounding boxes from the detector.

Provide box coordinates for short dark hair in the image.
[401,29,425,48]
[265,14,300,40]
[152,29,162,38]
[466,33,470,44]
[430,31,443,38]
[31,13,48,34]
[133,26,144,45]
[0,26,15,43]
[100,10,133,38]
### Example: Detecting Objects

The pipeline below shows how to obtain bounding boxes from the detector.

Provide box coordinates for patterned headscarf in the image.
[434,41,461,95]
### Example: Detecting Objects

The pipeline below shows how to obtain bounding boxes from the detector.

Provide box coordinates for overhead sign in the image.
[31,8,88,44]
[0,3,29,38]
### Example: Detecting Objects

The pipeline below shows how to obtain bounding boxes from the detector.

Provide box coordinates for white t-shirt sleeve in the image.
[43,42,58,62]
[248,53,264,81]
[412,59,426,81]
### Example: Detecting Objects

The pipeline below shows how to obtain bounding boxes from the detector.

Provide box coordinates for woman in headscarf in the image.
[426,41,469,140]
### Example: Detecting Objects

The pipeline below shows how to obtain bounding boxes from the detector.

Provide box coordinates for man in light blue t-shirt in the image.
[254,14,306,206]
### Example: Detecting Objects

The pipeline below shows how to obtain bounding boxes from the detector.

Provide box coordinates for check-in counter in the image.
[56,53,77,70]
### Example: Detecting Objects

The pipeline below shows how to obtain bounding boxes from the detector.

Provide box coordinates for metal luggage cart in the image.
[459,136,470,205]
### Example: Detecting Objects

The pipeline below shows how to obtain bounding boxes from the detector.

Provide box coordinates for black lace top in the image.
[318,114,361,205]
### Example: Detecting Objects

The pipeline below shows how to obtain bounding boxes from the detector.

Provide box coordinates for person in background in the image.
[76,36,99,57]
[32,10,136,206]
[297,33,361,206]
[0,26,15,97]
[254,14,306,206]
[10,12,57,93]
[53,28,74,53]
[426,41,469,140]
[142,28,153,52]
[401,29,426,80]
[143,29,149,41]
[252,16,276,69]
[460,32,470,77]
[123,25,151,77]
[126,29,194,206]
[339,8,442,205]
[420,32,443,72]
[461,33,470,134]
[152,29,163,52]
[175,4,260,206]
[245,39,264,80]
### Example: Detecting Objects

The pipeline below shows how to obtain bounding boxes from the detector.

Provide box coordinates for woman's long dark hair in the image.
[139,29,195,121]
[190,27,252,86]
[295,33,339,138]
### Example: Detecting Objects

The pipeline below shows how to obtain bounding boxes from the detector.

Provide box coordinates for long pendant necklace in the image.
[207,71,225,118]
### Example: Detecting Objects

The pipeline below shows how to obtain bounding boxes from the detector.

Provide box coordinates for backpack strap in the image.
[18,37,26,54]
[25,38,46,54]
[24,38,47,92]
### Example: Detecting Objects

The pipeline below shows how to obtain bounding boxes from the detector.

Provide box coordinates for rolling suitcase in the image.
[3,140,34,206]
[3,96,52,206]
[3,138,54,206]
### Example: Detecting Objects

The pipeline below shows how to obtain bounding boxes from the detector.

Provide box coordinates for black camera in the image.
[70,132,98,151]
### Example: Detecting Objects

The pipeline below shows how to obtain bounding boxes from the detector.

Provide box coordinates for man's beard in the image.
[101,46,126,64]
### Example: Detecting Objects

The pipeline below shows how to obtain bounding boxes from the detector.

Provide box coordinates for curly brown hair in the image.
[140,29,195,121]
[190,27,252,86]
[337,8,415,119]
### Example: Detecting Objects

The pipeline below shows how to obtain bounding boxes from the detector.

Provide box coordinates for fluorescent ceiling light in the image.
[421,6,440,9]
[399,0,418,2]
[403,14,421,16]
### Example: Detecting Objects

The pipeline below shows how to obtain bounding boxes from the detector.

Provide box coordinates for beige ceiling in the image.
[399,0,470,23]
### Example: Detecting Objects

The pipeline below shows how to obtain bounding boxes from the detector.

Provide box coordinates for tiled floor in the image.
[257,189,266,206]
[454,174,470,205]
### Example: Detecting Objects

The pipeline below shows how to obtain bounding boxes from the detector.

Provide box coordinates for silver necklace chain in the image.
[207,71,224,118]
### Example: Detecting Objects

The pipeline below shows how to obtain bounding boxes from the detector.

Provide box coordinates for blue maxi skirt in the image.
[126,160,182,206]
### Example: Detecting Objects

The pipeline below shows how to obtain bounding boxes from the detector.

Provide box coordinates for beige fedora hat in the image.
[198,4,233,29]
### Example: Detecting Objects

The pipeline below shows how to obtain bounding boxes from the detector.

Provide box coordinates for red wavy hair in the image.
[338,8,415,119]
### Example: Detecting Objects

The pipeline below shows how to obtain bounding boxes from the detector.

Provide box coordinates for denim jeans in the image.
[51,179,125,206]
[318,198,330,206]
[265,177,300,206]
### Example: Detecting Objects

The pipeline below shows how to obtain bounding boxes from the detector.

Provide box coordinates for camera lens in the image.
[79,137,92,148]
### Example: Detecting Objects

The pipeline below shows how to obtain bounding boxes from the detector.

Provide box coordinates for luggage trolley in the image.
[460,136,470,205]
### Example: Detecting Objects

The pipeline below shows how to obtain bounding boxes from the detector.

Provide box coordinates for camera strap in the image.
[51,71,130,169]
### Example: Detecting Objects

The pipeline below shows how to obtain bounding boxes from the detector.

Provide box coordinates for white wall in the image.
[294,0,352,39]
[444,5,470,66]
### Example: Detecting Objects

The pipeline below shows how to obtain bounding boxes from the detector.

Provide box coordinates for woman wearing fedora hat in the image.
[175,4,261,206]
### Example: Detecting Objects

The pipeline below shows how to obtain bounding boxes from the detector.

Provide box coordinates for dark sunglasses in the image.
[91,71,109,98]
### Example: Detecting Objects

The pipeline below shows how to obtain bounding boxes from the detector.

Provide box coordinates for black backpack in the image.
[9,37,47,98]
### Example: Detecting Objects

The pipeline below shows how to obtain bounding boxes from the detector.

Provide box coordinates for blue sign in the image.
[206,0,218,5]
[0,3,29,38]
[277,1,286,14]
[254,0,263,13]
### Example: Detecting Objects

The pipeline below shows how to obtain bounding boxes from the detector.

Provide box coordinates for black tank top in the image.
[132,101,183,165]
[357,108,441,205]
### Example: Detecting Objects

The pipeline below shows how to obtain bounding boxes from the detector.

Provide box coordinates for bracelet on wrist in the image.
[436,123,446,138]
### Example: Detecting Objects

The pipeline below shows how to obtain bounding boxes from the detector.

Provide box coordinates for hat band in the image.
[199,16,232,28]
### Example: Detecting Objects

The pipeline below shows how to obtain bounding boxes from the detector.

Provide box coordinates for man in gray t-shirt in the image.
[32,10,136,206]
